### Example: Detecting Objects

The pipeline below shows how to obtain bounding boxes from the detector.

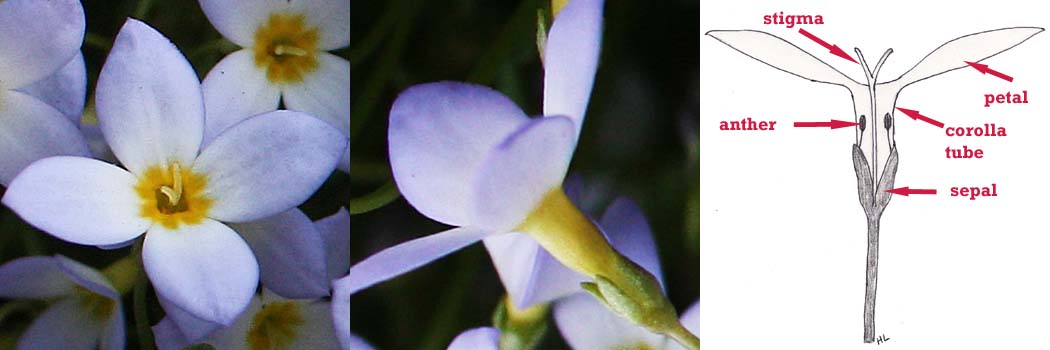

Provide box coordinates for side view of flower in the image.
[2,18,346,332]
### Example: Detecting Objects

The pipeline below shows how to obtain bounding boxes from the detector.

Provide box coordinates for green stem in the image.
[132,241,155,350]
[84,32,112,52]
[347,180,401,215]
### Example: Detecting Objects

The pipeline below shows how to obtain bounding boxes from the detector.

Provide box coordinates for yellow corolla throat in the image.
[515,187,619,279]
[253,13,320,85]
[73,286,115,321]
[248,301,305,350]
[135,162,212,229]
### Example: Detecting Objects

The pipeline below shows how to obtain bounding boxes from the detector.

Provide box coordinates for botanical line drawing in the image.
[706,26,1042,343]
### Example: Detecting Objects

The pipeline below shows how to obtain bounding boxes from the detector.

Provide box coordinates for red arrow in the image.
[964,61,1013,82]
[793,119,859,129]
[798,28,858,64]
[895,107,944,128]
[885,187,937,196]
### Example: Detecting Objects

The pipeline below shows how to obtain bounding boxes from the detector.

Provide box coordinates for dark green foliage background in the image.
[0,0,350,348]
[349,0,698,348]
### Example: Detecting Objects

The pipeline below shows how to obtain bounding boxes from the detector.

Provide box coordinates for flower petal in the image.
[194,110,346,222]
[143,219,259,325]
[186,294,258,350]
[317,208,351,282]
[0,0,84,89]
[281,51,350,139]
[54,255,119,300]
[155,295,225,347]
[0,256,75,299]
[331,275,352,349]
[96,19,204,176]
[289,300,340,349]
[18,52,87,122]
[199,0,290,47]
[289,0,350,50]
[340,226,490,296]
[600,197,664,287]
[3,156,150,246]
[230,208,329,299]
[99,302,126,350]
[681,300,699,336]
[447,327,500,350]
[388,82,529,226]
[0,90,90,185]
[553,293,663,350]
[483,233,584,309]
[16,299,103,350]
[201,49,281,147]
[472,116,576,231]
[542,0,604,139]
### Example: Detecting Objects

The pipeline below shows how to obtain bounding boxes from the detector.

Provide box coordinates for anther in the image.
[859,115,867,131]
[159,163,183,206]
[273,45,308,57]
[883,113,892,131]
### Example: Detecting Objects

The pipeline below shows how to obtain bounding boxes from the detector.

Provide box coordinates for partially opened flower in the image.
[0,255,128,350]
[154,209,358,348]
[336,0,695,347]
[0,0,90,185]
[198,0,350,171]
[2,19,346,328]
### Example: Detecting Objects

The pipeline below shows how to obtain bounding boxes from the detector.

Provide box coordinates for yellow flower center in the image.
[73,286,115,321]
[247,301,305,350]
[135,162,212,229]
[253,13,320,85]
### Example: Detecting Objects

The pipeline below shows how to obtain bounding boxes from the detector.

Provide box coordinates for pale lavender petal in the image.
[472,116,576,231]
[0,256,75,299]
[388,82,528,226]
[99,302,126,350]
[483,233,584,309]
[16,299,103,350]
[201,49,281,147]
[54,255,119,300]
[553,293,663,350]
[230,208,329,299]
[447,327,500,350]
[340,226,490,296]
[198,0,290,47]
[19,52,87,122]
[288,0,350,50]
[0,90,90,186]
[543,0,604,139]
[600,197,664,287]
[0,0,84,89]
[155,293,225,345]
[317,208,351,282]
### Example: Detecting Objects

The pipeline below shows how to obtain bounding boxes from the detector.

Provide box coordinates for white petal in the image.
[18,52,87,122]
[680,300,699,337]
[281,52,350,139]
[96,19,204,176]
[155,295,225,346]
[340,226,490,296]
[0,0,84,89]
[388,82,528,226]
[194,110,346,222]
[201,49,281,147]
[230,208,329,299]
[0,256,74,299]
[81,122,118,163]
[151,317,194,350]
[447,327,500,350]
[143,219,259,325]
[317,208,351,282]
[472,116,576,231]
[332,275,352,349]
[99,303,126,350]
[54,255,119,300]
[543,0,604,139]
[600,197,664,287]
[16,299,103,350]
[343,334,375,350]
[199,0,291,47]
[289,300,341,349]
[553,293,663,350]
[3,156,150,246]
[483,233,584,309]
[289,0,350,50]
[0,90,90,185]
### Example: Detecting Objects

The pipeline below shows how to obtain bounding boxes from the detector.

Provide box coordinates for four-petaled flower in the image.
[198,0,351,172]
[2,19,346,328]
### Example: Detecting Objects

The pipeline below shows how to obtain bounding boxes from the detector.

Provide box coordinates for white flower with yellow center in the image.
[0,255,127,350]
[2,19,346,328]
[198,0,350,171]
[0,0,91,185]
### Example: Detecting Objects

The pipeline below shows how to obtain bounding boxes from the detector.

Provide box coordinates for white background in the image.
[699,0,1050,349]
